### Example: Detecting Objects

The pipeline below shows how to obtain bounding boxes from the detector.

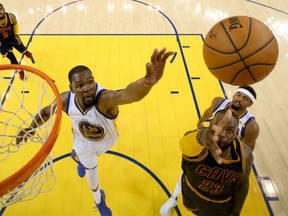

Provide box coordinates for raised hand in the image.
[143,48,174,86]
[16,127,35,145]
[201,109,232,164]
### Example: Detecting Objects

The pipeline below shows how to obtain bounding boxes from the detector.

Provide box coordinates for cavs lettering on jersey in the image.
[0,13,14,41]
[213,99,255,138]
[181,131,246,203]
[66,83,118,149]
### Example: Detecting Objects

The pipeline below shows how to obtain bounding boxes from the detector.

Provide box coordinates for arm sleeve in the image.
[179,130,204,157]
[13,22,19,35]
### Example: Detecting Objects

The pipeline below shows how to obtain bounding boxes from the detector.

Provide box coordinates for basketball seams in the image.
[206,18,276,84]
[208,59,242,70]
[208,61,276,70]
[203,43,239,54]
[204,36,276,70]
[241,36,276,62]
[220,18,256,84]
[210,36,276,69]
[203,16,278,85]
[220,19,251,53]
[230,67,256,84]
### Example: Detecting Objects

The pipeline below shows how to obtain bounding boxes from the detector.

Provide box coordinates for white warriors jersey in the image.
[212,99,255,139]
[66,83,119,153]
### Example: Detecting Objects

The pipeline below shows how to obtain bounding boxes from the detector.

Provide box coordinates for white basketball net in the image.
[0,70,60,209]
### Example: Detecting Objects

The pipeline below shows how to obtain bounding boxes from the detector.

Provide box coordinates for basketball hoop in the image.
[0,64,62,208]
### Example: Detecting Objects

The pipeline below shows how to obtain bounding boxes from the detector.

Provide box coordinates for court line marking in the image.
[1,0,274,215]
[246,0,288,15]
[53,151,182,215]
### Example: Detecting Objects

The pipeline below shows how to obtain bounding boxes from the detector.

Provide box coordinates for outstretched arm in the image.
[197,109,232,164]
[98,48,174,113]
[16,92,69,144]
[197,97,223,128]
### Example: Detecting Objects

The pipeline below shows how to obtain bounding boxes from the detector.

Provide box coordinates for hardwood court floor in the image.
[1,0,288,215]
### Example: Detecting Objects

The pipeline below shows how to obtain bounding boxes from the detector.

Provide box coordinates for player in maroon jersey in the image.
[0,4,33,80]
[180,109,253,215]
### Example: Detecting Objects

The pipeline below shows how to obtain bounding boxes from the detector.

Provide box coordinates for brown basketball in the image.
[203,16,278,85]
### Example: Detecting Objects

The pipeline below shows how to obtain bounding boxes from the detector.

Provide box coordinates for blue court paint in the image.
[252,165,275,215]
[0,0,276,215]
[133,0,202,119]
[259,176,279,201]
[170,52,177,63]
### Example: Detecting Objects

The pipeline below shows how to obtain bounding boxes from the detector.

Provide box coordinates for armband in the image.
[13,23,19,35]
[179,130,204,157]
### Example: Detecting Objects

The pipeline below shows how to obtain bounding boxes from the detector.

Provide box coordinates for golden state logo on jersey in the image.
[79,121,105,141]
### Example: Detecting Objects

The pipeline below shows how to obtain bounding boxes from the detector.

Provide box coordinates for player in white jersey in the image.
[212,97,255,140]
[17,47,174,216]
[160,86,259,216]
[67,83,119,158]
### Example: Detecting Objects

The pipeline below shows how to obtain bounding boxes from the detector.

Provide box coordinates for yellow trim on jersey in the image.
[184,206,199,212]
[13,22,19,35]
[181,131,245,167]
[179,130,205,157]
[238,119,246,129]
[184,175,231,203]
[74,97,93,115]
[112,118,119,136]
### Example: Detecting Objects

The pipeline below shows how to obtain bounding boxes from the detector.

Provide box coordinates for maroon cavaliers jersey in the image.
[181,135,246,203]
[0,13,15,41]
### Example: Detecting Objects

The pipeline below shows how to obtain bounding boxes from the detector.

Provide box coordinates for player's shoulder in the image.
[95,89,118,109]
[97,89,116,99]
[180,130,205,157]
[8,13,17,23]
[212,96,226,106]
[60,91,71,109]
[61,91,70,98]
[246,118,259,133]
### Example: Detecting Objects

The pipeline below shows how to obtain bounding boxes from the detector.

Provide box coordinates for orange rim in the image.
[0,64,62,197]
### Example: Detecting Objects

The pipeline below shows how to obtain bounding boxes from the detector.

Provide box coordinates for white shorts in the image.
[73,138,117,168]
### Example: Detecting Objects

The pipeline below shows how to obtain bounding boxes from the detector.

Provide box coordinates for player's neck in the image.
[220,145,232,160]
[233,110,246,117]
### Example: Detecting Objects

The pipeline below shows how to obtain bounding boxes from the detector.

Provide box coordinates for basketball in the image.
[203,16,278,85]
